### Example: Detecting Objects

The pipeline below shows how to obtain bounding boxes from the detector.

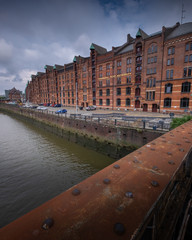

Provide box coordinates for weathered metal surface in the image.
[0,121,192,240]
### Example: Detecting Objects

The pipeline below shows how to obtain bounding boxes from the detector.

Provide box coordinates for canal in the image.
[0,113,115,228]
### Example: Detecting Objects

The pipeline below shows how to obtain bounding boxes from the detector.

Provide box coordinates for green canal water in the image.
[0,113,115,228]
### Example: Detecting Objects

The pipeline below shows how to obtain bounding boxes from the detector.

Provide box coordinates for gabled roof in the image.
[166,22,192,40]
[53,64,64,70]
[44,65,53,71]
[90,43,107,55]
[136,28,149,39]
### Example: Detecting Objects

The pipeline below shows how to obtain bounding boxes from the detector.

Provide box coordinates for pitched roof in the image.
[53,64,64,70]
[136,28,149,39]
[166,22,192,40]
[44,65,53,71]
[90,43,107,55]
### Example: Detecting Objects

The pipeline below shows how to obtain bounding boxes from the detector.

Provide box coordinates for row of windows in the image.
[148,45,157,54]
[147,56,157,64]
[146,78,156,87]
[98,76,132,86]
[146,91,155,100]
[164,98,189,108]
[99,98,131,106]
[165,82,191,93]
[99,87,132,97]
[147,68,156,75]
[167,58,174,66]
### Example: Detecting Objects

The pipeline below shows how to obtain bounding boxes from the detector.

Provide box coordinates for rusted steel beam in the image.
[0,121,192,240]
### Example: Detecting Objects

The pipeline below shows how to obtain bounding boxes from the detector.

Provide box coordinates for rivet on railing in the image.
[179,148,185,152]
[113,164,120,169]
[42,218,54,230]
[114,223,126,235]
[151,181,159,187]
[72,188,81,196]
[103,178,111,184]
[168,160,175,165]
[125,191,133,198]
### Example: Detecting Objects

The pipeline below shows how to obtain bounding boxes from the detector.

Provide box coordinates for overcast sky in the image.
[0,0,192,95]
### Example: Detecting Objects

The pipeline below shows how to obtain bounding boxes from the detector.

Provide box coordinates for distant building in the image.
[5,87,22,102]
[26,22,192,113]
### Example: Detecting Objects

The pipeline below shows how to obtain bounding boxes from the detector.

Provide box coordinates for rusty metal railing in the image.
[0,119,192,240]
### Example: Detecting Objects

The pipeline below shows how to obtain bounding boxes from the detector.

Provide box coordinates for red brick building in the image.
[26,22,192,113]
[6,87,22,102]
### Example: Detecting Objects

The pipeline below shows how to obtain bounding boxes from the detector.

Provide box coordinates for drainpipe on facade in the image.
[159,27,165,113]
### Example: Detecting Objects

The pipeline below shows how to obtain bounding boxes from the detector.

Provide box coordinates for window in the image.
[181,82,191,93]
[68,92,70,97]
[116,88,121,96]
[168,46,175,55]
[164,98,172,108]
[126,87,131,95]
[126,67,131,73]
[83,87,87,93]
[135,75,141,84]
[127,76,131,83]
[126,98,130,106]
[165,83,173,93]
[117,77,121,84]
[184,55,189,63]
[117,69,121,74]
[185,42,192,51]
[148,44,157,54]
[166,70,173,79]
[146,91,155,100]
[106,79,110,86]
[189,55,192,62]
[99,65,102,71]
[116,98,121,106]
[147,68,156,75]
[167,58,174,65]
[83,95,87,101]
[106,89,110,96]
[180,98,189,108]
[99,89,103,96]
[99,81,102,87]
[106,64,110,70]
[135,87,140,96]
[68,99,70,104]
[82,66,86,72]
[153,78,156,87]
[127,58,132,64]
[106,71,110,76]
[99,99,103,105]
[99,73,102,78]
[147,79,149,87]
[184,67,192,77]
[117,61,121,67]
[106,99,110,106]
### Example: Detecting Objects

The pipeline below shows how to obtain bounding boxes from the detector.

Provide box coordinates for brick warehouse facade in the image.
[26,22,192,113]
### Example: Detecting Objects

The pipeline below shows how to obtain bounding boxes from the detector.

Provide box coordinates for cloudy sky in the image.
[0,0,192,95]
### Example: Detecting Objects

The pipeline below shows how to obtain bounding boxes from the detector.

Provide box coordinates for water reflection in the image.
[0,113,114,227]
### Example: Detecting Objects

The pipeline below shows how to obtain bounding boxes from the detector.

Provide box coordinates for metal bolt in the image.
[168,160,175,165]
[151,181,159,187]
[179,148,184,152]
[72,188,81,196]
[113,164,120,169]
[42,218,54,230]
[114,223,126,235]
[125,191,133,198]
[103,178,111,184]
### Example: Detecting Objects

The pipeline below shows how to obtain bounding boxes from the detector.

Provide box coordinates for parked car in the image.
[55,109,67,114]
[54,104,61,107]
[37,106,47,110]
[86,105,96,111]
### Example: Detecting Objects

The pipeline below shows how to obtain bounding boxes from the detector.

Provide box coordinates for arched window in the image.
[135,87,140,96]
[165,83,173,93]
[180,98,189,108]
[148,44,157,54]
[181,82,191,93]
[136,43,142,53]
[164,98,172,108]
[126,87,131,95]
[126,98,130,106]
[116,98,121,106]
[106,99,110,106]
[116,88,121,96]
